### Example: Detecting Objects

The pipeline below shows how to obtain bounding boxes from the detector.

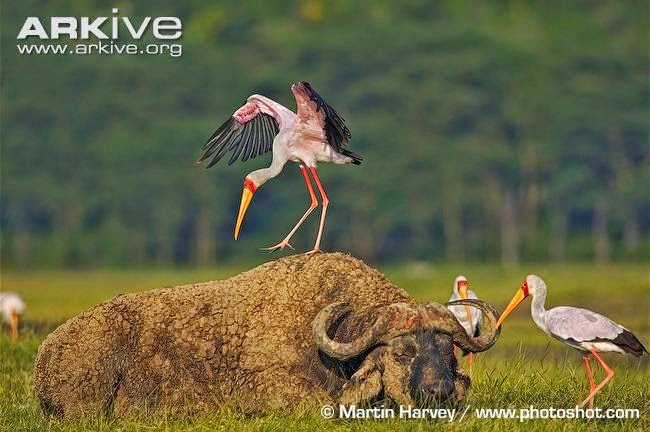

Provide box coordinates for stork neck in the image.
[248,152,287,186]
[530,290,548,332]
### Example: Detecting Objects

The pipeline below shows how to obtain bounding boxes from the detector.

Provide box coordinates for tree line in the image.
[2,0,647,267]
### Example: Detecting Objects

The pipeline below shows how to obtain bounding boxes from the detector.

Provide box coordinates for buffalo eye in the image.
[392,342,417,362]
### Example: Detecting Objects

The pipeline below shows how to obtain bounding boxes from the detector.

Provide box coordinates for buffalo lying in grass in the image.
[34,253,499,418]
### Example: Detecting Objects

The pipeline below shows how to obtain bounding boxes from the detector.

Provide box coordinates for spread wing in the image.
[545,306,624,342]
[197,99,280,168]
[293,82,361,163]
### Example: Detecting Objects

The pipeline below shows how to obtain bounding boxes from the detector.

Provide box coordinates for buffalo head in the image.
[312,299,500,406]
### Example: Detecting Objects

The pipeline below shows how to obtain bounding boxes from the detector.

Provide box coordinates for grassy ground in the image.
[1,261,649,431]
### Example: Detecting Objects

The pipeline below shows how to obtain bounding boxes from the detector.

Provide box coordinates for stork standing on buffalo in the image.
[448,275,483,367]
[0,292,25,342]
[496,275,648,408]
[197,82,362,254]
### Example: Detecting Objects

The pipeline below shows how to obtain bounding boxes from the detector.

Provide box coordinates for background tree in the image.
[1,0,647,267]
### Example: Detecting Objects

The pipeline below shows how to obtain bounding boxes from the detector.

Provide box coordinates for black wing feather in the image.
[238,119,254,159]
[592,329,648,357]
[242,117,260,163]
[267,117,280,154]
[261,116,275,155]
[198,113,279,167]
[242,118,258,162]
[254,122,265,160]
[202,119,232,151]
[254,118,266,159]
[227,128,246,165]
[198,118,236,162]
[204,121,241,168]
[246,119,260,163]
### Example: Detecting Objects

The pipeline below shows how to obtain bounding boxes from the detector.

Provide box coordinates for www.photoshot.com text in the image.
[323,404,640,422]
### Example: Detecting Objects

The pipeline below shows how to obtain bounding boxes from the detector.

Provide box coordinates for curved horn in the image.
[312,302,417,360]
[444,299,501,353]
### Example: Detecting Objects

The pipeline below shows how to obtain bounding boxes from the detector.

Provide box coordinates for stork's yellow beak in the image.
[496,286,528,328]
[458,282,473,324]
[10,311,19,342]
[234,179,257,240]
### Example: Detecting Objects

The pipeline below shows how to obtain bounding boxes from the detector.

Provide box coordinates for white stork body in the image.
[197,82,361,254]
[539,306,631,354]
[448,276,483,337]
[496,275,647,408]
[0,292,25,341]
[447,275,483,366]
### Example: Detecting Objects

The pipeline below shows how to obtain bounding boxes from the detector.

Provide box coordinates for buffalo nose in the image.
[421,380,455,399]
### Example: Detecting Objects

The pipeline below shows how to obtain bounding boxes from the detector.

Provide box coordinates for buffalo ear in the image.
[339,350,384,405]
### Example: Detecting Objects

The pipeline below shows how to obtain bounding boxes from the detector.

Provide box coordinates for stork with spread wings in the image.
[197,82,362,255]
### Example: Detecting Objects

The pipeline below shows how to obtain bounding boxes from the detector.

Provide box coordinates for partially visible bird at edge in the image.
[0,292,25,342]
[496,275,648,408]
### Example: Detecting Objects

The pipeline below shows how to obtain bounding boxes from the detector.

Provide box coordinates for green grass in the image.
[1,262,649,431]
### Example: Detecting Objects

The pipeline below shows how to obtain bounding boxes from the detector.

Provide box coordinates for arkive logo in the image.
[15,8,183,58]
[17,8,182,40]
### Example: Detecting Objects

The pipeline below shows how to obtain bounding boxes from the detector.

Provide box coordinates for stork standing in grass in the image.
[496,274,648,408]
[197,82,362,255]
[0,292,25,342]
[448,275,483,367]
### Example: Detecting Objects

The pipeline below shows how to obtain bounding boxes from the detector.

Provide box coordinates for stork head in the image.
[234,176,259,240]
[290,82,314,112]
[496,274,545,328]
[291,81,311,94]
[453,275,469,298]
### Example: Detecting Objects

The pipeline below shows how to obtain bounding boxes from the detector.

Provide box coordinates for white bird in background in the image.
[448,275,483,367]
[0,292,26,342]
[197,81,362,255]
[496,274,648,408]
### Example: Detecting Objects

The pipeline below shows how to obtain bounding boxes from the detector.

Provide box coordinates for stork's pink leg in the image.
[305,167,329,255]
[262,165,318,252]
[582,355,595,409]
[578,349,614,408]
[468,352,475,369]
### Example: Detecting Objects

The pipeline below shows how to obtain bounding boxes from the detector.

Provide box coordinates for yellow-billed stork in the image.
[0,292,25,342]
[448,275,483,367]
[496,275,648,408]
[197,82,361,255]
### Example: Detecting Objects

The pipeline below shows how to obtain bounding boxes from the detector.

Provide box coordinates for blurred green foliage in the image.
[1,0,647,267]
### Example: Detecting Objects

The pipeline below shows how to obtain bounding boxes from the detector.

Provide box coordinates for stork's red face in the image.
[456,280,469,299]
[234,178,258,240]
[495,280,530,328]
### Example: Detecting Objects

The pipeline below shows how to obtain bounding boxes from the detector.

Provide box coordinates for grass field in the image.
[1,261,649,431]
